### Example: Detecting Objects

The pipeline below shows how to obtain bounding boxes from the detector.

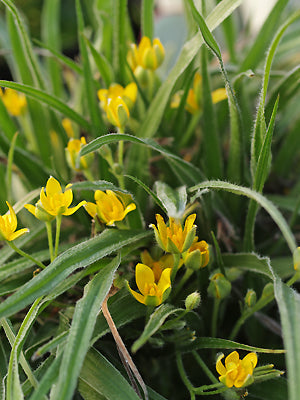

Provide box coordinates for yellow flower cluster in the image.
[128,213,209,307]
[98,83,137,129]
[0,202,29,241]
[127,36,165,72]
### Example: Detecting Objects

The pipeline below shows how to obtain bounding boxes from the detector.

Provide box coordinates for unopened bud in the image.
[207,273,231,300]
[185,292,201,310]
[245,289,257,308]
[261,283,274,298]
[293,247,300,271]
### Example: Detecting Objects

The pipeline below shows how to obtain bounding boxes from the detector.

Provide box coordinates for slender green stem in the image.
[211,298,220,338]
[7,241,46,269]
[170,253,182,283]
[45,221,54,262]
[176,351,196,400]
[117,127,125,190]
[193,351,218,383]
[54,214,62,259]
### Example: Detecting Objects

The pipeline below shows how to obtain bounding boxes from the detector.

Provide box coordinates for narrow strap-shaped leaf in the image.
[0,229,151,319]
[141,0,154,39]
[79,347,140,400]
[41,0,63,97]
[136,0,242,139]
[51,256,120,400]
[85,37,114,87]
[33,39,83,75]
[186,0,242,184]
[0,80,92,131]
[189,180,297,253]
[240,0,288,72]
[200,45,223,178]
[6,298,43,400]
[179,336,285,353]
[273,275,300,400]
[132,304,182,353]
[244,97,279,251]
[76,0,105,135]
[113,0,128,83]
[250,10,300,177]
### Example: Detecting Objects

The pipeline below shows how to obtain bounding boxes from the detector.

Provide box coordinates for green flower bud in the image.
[185,292,201,310]
[261,283,274,298]
[207,273,231,300]
[245,289,257,308]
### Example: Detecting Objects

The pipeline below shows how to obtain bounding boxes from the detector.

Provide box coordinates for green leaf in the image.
[189,180,297,253]
[0,80,92,131]
[79,347,140,400]
[132,304,182,353]
[179,337,285,354]
[85,37,114,87]
[125,175,168,215]
[51,256,120,400]
[41,0,63,97]
[244,96,279,251]
[200,45,223,178]
[0,229,151,319]
[141,0,154,39]
[274,275,300,400]
[240,0,288,72]
[186,0,242,183]
[136,0,242,139]
[113,0,127,83]
[250,10,300,177]
[154,182,187,218]
[222,253,272,278]
[79,133,204,186]
[76,0,105,135]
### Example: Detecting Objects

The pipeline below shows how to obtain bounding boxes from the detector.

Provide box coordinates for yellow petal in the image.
[84,202,97,219]
[8,228,29,241]
[123,202,136,217]
[242,352,257,371]
[46,177,62,196]
[124,82,137,103]
[157,268,171,294]
[225,351,239,368]
[63,201,86,216]
[128,286,146,305]
[183,213,196,235]
[24,204,36,216]
[212,88,227,104]
[216,354,227,376]
[135,263,155,295]
[63,188,73,208]
[156,214,167,241]
[6,202,17,231]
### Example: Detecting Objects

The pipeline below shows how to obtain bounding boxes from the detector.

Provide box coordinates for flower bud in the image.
[207,273,231,300]
[261,283,274,298]
[245,289,257,308]
[184,240,209,270]
[185,292,201,310]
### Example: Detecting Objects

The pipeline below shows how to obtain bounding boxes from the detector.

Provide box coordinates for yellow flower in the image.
[127,36,165,71]
[0,202,29,241]
[171,72,227,114]
[128,263,171,306]
[150,214,197,254]
[216,351,257,388]
[98,83,137,129]
[84,190,136,226]
[141,249,176,282]
[24,200,55,222]
[26,176,86,218]
[184,239,209,270]
[65,136,93,171]
[0,88,27,116]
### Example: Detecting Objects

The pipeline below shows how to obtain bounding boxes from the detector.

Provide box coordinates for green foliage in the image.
[0,0,299,399]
